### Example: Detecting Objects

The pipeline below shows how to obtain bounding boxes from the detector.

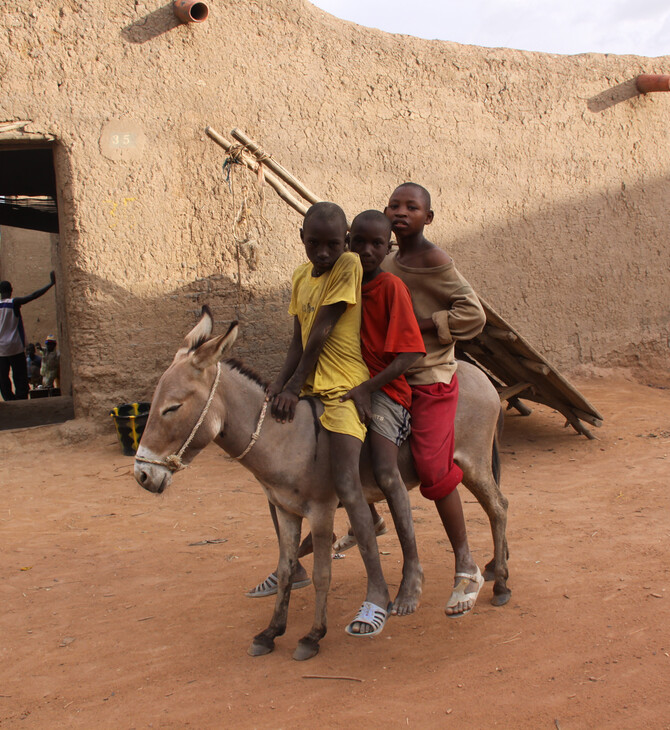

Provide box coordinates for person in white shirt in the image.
[0,272,55,401]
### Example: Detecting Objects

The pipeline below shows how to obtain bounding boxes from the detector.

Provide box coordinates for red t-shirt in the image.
[361,272,426,410]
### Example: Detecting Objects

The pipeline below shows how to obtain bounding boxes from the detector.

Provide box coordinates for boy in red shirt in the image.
[342,209,426,617]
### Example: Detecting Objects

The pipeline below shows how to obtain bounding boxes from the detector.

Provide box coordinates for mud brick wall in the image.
[1,0,668,414]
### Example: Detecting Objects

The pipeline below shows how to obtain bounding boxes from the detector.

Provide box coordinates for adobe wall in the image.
[1,0,668,415]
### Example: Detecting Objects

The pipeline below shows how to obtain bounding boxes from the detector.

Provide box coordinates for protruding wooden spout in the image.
[173,0,209,23]
[636,74,670,93]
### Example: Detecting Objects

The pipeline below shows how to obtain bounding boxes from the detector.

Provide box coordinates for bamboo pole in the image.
[497,382,533,402]
[206,126,309,216]
[486,326,518,342]
[231,128,322,205]
[518,357,550,376]
[572,407,603,429]
[507,396,533,417]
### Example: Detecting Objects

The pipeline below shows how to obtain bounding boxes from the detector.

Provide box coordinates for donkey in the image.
[135,308,510,660]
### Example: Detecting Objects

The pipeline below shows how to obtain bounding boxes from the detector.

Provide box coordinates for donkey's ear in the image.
[181,305,214,352]
[191,321,239,370]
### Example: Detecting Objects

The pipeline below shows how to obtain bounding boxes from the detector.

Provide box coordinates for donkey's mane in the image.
[225,358,268,389]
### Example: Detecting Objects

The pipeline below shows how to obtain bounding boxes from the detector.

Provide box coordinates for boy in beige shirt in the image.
[383,182,487,617]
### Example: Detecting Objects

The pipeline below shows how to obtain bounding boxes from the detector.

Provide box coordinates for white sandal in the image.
[444,566,484,618]
[344,601,391,637]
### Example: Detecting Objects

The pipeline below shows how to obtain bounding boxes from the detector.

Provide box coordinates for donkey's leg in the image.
[294,506,336,661]
[369,431,423,616]
[248,507,302,656]
[461,459,510,606]
[246,502,310,598]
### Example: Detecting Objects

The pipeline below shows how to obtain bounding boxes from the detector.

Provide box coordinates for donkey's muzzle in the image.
[134,463,170,494]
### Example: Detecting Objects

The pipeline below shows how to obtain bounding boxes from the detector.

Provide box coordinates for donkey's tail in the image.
[491,406,505,487]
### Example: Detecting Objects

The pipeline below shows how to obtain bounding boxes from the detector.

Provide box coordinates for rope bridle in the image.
[135,362,268,472]
[135,363,221,472]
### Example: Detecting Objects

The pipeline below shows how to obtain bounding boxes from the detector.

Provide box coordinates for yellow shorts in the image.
[303,389,367,443]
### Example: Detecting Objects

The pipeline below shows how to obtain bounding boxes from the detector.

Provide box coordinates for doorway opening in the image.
[0,138,74,429]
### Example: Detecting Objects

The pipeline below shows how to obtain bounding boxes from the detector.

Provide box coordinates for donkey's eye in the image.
[161,404,182,416]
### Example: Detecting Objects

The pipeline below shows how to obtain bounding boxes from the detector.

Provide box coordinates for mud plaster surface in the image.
[2,1,669,416]
[1,373,669,728]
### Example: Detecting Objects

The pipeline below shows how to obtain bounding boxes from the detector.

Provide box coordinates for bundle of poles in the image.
[206,126,321,217]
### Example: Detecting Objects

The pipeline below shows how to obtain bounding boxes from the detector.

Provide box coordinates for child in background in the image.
[383,182,487,617]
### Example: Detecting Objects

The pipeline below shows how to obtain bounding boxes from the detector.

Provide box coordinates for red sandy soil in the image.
[1,372,669,729]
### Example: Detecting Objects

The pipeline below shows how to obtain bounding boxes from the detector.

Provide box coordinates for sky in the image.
[310,0,670,57]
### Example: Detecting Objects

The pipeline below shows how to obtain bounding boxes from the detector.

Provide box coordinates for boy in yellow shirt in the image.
[266,201,391,636]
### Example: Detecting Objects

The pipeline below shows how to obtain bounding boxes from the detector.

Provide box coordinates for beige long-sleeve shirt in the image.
[382,253,486,385]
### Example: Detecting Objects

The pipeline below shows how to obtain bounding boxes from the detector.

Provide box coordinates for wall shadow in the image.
[121,4,181,44]
[587,78,640,112]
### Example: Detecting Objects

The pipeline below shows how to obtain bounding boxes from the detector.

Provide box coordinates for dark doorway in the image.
[0,141,74,429]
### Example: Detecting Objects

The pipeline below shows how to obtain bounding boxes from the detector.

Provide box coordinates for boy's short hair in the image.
[351,210,392,237]
[0,281,12,297]
[303,201,348,231]
[394,182,432,210]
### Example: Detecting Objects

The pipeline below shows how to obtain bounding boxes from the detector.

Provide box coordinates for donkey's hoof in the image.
[248,640,274,656]
[293,639,320,661]
[491,590,511,607]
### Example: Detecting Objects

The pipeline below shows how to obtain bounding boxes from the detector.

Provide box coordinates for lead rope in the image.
[233,398,268,461]
[135,362,222,472]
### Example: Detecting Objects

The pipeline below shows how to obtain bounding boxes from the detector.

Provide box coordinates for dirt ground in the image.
[1,371,669,729]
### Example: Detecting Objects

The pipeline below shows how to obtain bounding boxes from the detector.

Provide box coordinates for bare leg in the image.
[329,432,390,634]
[435,488,481,616]
[369,431,423,616]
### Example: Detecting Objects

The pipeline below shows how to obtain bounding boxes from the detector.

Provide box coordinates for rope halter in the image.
[135,362,222,473]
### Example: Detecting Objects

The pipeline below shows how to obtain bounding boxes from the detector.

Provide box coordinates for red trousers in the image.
[410,376,463,501]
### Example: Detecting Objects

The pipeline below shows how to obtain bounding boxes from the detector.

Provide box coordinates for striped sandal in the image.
[344,600,392,637]
[245,571,311,598]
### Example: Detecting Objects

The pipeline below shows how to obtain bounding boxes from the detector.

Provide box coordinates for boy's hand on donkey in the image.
[340,383,372,425]
[271,389,299,423]
[265,381,283,402]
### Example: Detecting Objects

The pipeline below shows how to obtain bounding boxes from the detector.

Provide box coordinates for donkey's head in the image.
[134,306,238,494]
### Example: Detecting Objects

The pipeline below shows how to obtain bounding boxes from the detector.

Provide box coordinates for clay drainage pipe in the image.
[636,74,670,93]
[173,0,209,23]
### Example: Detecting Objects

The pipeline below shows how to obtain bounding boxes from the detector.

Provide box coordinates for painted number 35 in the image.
[110,133,134,147]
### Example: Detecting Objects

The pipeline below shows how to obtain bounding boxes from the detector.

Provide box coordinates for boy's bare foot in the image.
[391,564,424,616]
[444,566,484,617]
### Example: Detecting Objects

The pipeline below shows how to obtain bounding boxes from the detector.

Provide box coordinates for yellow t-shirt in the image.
[289,251,370,399]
